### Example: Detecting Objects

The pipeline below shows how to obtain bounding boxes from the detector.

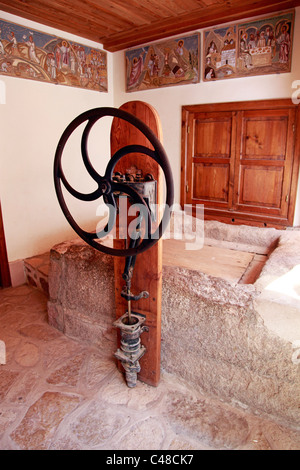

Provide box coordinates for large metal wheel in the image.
[54,107,174,257]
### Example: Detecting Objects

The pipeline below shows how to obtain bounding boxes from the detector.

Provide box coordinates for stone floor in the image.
[1,284,300,451]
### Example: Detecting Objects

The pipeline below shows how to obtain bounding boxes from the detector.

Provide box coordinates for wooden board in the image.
[163,239,255,284]
[0,202,11,288]
[110,101,163,387]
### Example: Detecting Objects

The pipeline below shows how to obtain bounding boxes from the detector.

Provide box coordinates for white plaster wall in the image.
[0,11,114,262]
[113,7,300,226]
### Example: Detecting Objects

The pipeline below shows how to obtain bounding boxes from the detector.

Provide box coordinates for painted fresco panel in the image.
[203,11,294,81]
[0,18,107,92]
[125,34,200,91]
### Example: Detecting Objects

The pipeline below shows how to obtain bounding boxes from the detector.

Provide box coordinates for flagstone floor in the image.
[0,284,300,451]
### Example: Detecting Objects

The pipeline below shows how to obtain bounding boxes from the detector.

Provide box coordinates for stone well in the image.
[47,220,300,429]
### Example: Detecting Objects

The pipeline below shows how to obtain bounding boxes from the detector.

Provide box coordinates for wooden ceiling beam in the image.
[103,0,299,51]
[103,0,163,21]
[0,0,135,32]
[47,0,138,28]
[84,0,155,24]
[0,0,299,52]
[171,0,205,12]
[132,0,185,17]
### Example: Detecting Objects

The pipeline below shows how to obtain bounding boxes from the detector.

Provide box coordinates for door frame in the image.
[0,201,11,287]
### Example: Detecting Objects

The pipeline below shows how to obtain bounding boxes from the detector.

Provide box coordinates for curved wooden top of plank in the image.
[110,101,163,185]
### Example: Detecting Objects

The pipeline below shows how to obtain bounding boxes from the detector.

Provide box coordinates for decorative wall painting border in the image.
[203,10,294,81]
[0,18,107,92]
[125,33,200,92]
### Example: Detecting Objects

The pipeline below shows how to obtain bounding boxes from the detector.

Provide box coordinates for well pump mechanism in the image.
[54,107,174,388]
[113,170,153,387]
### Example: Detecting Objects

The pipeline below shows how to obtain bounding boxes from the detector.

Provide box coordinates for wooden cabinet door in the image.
[233,108,297,219]
[185,111,236,210]
[182,100,299,228]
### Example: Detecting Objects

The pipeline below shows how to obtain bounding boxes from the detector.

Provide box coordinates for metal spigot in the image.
[113,312,149,388]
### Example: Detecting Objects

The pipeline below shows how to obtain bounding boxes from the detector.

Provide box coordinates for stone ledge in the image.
[254,231,300,343]
[24,252,50,295]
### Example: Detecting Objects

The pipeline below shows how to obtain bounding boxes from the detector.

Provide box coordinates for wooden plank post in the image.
[0,202,11,288]
[110,101,163,387]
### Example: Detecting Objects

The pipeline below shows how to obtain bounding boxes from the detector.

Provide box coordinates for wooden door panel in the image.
[194,116,232,158]
[242,115,288,160]
[234,108,296,218]
[192,162,229,203]
[238,165,284,210]
[186,111,235,209]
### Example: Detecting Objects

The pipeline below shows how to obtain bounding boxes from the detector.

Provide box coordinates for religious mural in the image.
[203,11,294,81]
[0,18,108,92]
[125,34,200,92]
